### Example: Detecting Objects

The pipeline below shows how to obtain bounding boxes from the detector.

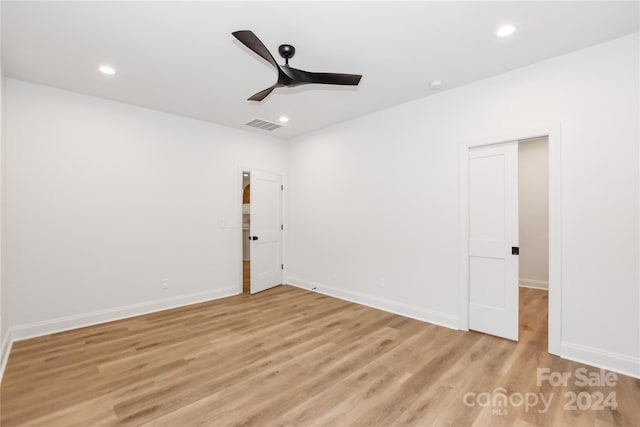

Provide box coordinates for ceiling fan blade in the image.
[296,70,362,86]
[232,30,278,69]
[248,86,276,102]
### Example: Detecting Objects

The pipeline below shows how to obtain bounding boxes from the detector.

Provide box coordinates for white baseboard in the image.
[519,278,549,290]
[9,287,238,342]
[561,341,640,379]
[287,278,459,330]
[0,331,13,384]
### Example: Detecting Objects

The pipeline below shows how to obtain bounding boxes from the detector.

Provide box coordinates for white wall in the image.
[287,34,639,377]
[5,79,287,338]
[518,137,549,289]
[0,1,9,378]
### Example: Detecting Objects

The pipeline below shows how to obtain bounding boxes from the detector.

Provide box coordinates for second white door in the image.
[250,170,283,294]
[468,141,519,341]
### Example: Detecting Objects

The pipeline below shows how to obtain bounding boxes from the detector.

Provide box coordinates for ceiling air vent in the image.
[245,118,282,131]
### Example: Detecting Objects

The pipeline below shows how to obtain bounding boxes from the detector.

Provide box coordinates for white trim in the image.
[0,331,13,384]
[561,341,640,379]
[519,278,549,290]
[288,278,459,330]
[9,287,237,341]
[459,144,470,332]
[459,124,562,356]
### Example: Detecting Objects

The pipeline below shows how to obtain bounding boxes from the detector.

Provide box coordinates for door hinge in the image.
[281,224,284,230]
[281,184,284,191]
[281,264,284,270]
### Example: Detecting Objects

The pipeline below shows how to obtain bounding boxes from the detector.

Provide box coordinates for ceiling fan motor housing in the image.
[278,44,295,63]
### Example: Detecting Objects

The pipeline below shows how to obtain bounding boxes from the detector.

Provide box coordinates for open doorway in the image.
[242,171,251,294]
[461,126,560,355]
[518,136,549,352]
[240,169,284,295]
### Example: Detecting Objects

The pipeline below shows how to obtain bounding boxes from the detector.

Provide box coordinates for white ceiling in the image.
[2,1,638,139]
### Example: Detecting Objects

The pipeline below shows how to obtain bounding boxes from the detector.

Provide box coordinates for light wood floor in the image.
[1,286,638,426]
[243,260,250,294]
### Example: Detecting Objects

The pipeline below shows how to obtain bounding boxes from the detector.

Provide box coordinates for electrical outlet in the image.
[161,278,169,290]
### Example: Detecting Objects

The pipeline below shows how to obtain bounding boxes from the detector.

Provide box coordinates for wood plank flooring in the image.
[243,260,250,294]
[1,286,638,426]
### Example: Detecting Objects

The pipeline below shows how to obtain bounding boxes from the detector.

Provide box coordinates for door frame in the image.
[236,166,284,295]
[238,166,251,295]
[459,124,562,356]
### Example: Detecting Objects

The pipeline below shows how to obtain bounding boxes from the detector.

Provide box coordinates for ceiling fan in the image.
[232,30,363,102]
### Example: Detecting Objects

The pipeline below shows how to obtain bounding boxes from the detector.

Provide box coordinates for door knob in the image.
[251,236,258,241]
[512,247,519,255]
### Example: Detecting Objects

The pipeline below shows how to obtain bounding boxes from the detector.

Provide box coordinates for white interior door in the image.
[468,142,519,340]
[250,170,282,294]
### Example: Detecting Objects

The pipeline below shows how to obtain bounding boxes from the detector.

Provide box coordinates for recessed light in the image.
[99,65,116,75]
[429,80,443,90]
[496,25,516,38]
[279,116,289,123]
